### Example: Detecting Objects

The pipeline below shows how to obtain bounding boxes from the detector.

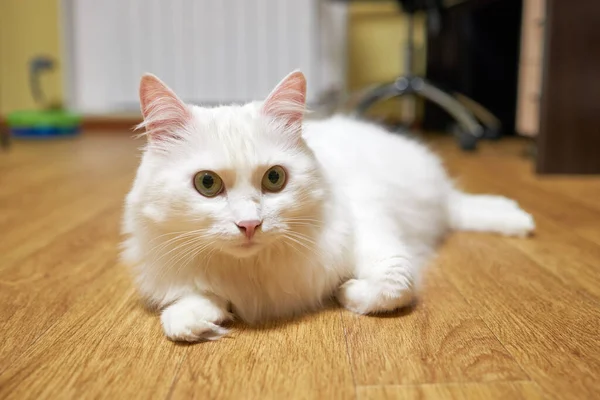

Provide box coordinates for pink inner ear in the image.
[262,71,307,126]
[139,74,191,141]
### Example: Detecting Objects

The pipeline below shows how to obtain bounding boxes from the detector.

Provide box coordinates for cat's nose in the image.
[236,220,262,240]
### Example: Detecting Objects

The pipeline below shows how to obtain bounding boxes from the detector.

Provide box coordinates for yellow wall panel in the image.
[0,0,63,114]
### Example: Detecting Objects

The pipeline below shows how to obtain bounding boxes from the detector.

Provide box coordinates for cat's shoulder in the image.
[303,114,414,145]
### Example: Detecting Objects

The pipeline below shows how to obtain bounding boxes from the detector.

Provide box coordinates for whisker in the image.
[151,235,204,265]
[282,233,314,254]
[147,229,215,256]
[172,241,215,276]
[147,227,210,246]
[283,230,319,247]
[145,234,212,276]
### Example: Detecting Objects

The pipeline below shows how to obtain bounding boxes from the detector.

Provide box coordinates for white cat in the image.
[121,70,534,342]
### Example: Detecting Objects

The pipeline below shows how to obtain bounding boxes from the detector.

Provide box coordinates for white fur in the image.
[122,76,534,342]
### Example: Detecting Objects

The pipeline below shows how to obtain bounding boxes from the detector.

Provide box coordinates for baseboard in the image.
[81,116,142,132]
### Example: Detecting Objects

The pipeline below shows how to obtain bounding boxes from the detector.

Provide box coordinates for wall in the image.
[0,1,420,119]
[0,0,63,115]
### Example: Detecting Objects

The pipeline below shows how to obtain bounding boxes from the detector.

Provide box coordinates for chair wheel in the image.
[483,126,502,140]
[452,124,478,151]
[459,134,478,151]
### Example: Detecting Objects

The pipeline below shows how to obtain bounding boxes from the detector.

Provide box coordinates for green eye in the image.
[262,166,287,192]
[193,171,224,197]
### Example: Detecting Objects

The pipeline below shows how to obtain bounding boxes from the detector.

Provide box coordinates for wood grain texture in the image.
[342,265,527,386]
[357,382,543,400]
[431,139,600,399]
[1,134,599,399]
[434,140,600,299]
[170,309,355,400]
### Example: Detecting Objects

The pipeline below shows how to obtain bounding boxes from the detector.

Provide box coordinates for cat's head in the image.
[128,71,326,258]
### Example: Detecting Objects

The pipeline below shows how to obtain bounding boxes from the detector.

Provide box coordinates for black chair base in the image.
[352,0,502,151]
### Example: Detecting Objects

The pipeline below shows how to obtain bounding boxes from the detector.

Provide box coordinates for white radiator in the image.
[63,0,347,114]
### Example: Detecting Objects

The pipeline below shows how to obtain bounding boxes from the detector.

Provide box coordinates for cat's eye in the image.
[193,171,224,197]
[262,166,287,192]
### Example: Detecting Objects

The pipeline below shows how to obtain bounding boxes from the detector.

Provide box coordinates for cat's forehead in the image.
[189,103,262,139]
[185,103,279,168]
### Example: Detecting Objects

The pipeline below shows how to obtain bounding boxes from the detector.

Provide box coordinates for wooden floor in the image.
[1,134,599,400]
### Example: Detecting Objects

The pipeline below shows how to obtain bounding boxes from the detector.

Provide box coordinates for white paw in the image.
[337,267,415,315]
[160,297,231,342]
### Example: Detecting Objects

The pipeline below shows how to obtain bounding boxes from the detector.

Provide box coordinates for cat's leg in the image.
[160,292,232,342]
[337,220,420,315]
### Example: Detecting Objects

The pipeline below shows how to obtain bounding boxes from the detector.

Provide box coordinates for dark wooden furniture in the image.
[425,0,600,174]
[536,0,600,174]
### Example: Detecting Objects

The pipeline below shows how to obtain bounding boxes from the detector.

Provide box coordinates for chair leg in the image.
[352,76,484,150]
[453,92,502,139]
[415,79,483,140]
[354,82,406,115]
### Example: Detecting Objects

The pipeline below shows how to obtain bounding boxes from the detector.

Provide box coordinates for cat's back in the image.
[303,115,445,181]
[303,115,451,245]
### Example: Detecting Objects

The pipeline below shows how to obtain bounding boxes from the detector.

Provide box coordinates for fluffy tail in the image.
[448,191,535,237]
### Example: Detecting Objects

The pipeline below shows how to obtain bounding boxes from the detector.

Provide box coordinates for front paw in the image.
[160,296,231,342]
[337,275,414,315]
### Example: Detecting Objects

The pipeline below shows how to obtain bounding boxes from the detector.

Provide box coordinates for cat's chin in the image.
[221,242,265,258]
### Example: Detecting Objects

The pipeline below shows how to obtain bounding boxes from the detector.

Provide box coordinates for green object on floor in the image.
[7,109,82,138]
[6,55,82,139]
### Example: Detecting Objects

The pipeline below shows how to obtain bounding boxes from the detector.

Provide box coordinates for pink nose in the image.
[236,220,262,240]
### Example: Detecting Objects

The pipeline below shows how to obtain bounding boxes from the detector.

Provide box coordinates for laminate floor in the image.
[1,134,598,399]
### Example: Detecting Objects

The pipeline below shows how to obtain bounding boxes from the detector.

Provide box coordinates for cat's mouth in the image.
[220,231,274,257]
[223,239,264,258]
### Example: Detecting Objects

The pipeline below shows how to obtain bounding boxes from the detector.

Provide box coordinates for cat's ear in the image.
[261,70,307,127]
[138,74,191,141]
